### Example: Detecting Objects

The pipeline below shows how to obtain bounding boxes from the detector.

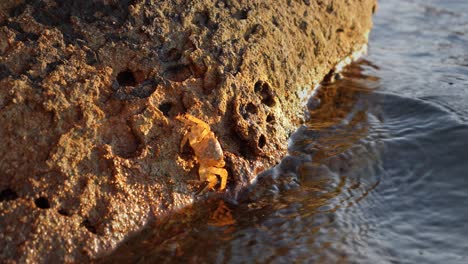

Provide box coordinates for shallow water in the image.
[103,0,468,263]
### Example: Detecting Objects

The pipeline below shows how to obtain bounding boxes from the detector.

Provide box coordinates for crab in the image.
[176,114,228,191]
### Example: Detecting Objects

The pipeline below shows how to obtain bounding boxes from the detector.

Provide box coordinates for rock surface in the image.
[0,0,376,262]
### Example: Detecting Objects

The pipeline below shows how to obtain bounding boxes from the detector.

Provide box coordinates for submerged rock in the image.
[0,0,376,262]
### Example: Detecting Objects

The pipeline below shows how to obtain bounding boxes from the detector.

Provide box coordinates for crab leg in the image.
[199,166,228,190]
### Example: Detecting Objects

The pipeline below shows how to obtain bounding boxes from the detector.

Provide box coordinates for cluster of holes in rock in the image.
[254,81,275,107]
[2,188,99,234]
[0,189,76,218]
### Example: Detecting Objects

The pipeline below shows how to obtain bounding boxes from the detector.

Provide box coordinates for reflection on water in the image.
[102,0,468,263]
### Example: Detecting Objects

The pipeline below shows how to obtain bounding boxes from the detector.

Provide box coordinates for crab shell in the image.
[192,133,225,167]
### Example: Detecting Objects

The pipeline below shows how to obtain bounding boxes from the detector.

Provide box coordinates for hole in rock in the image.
[266,114,275,123]
[117,70,137,86]
[159,102,173,117]
[254,81,263,93]
[82,219,97,234]
[233,9,248,20]
[258,135,266,148]
[232,131,252,159]
[104,125,141,159]
[58,208,71,216]
[193,11,209,27]
[161,48,182,62]
[164,65,192,82]
[0,188,18,202]
[245,103,258,115]
[35,197,50,209]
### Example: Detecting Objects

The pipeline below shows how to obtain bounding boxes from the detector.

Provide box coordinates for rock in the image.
[0,0,376,262]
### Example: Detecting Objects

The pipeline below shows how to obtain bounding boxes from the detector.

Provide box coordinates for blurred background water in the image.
[102,0,468,263]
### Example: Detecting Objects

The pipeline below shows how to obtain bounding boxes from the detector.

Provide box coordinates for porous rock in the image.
[0,0,376,262]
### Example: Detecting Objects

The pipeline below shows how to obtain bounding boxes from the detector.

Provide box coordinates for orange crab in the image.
[176,114,228,191]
